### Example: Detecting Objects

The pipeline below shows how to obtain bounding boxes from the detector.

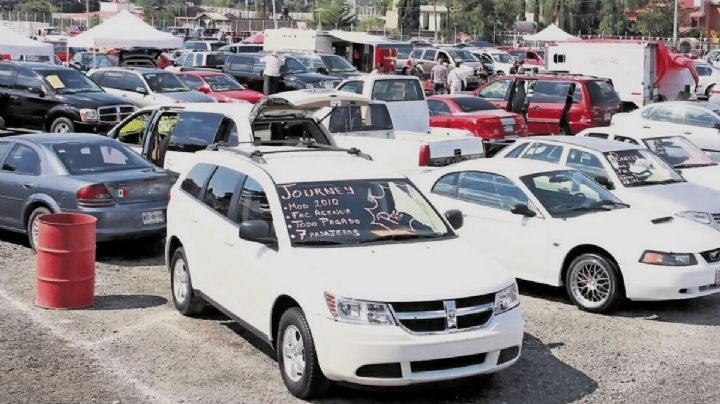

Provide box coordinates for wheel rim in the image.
[569,259,612,309]
[53,122,71,133]
[172,258,189,304]
[281,325,305,383]
[31,216,40,247]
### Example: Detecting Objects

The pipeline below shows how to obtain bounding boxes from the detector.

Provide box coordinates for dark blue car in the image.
[0,133,173,248]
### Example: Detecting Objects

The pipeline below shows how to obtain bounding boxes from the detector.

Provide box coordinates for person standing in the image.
[430,60,448,94]
[260,51,285,95]
[448,62,466,94]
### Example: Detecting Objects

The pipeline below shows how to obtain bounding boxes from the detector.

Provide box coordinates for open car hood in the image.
[249,90,370,123]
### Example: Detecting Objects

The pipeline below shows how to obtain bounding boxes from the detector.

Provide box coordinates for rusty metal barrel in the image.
[35,213,96,309]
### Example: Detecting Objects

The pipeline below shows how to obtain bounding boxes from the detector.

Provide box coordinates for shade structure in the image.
[67,10,183,49]
[523,23,579,42]
[0,25,54,59]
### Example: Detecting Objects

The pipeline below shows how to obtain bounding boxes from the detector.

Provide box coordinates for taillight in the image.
[77,184,114,207]
[419,145,430,166]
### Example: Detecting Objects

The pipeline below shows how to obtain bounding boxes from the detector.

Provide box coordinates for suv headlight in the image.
[640,251,698,266]
[79,108,98,122]
[677,211,713,225]
[324,293,395,325]
[494,283,520,315]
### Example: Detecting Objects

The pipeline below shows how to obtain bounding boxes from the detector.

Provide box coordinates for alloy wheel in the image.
[172,258,189,304]
[282,325,305,383]
[569,259,611,309]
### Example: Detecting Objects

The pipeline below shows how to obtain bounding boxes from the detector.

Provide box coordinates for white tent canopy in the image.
[0,25,54,60]
[523,23,579,42]
[67,10,183,49]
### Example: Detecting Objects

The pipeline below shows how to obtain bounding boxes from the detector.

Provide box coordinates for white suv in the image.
[166,145,524,398]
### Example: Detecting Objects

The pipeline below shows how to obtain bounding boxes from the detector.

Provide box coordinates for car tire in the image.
[565,253,624,314]
[706,85,715,100]
[170,247,205,316]
[26,206,51,251]
[277,307,331,399]
[496,70,504,76]
[50,117,75,133]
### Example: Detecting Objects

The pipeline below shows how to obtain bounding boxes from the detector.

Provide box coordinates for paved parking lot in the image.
[1,230,719,403]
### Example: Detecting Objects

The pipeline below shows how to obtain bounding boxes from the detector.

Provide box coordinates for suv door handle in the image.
[22,183,35,189]
[533,106,541,111]
[683,131,692,134]
[642,125,651,129]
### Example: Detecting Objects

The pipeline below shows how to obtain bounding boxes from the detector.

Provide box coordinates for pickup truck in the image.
[106,91,484,174]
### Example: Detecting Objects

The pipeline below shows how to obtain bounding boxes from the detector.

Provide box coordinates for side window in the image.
[88,71,105,85]
[228,56,255,72]
[685,107,720,128]
[0,142,11,162]
[479,80,511,100]
[585,132,609,139]
[532,81,573,103]
[179,75,204,90]
[338,80,363,94]
[124,73,146,92]
[1,144,41,175]
[697,66,711,76]
[436,51,448,62]
[194,53,204,66]
[117,111,153,145]
[422,49,437,61]
[14,71,44,92]
[202,166,245,218]
[371,79,424,102]
[504,142,530,158]
[566,148,610,180]
[457,172,529,211]
[431,173,459,196]
[427,100,452,116]
[233,176,274,227]
[180,163,215,199]
[613,135,639,145]
[647,105,681,123]
[522,143,564,163]
[0,65,17,88]
[102,71,125,89]
[411,49,423,59]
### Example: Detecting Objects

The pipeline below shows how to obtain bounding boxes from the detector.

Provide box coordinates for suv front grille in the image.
[390,293,495,334]
[98,105,135,123]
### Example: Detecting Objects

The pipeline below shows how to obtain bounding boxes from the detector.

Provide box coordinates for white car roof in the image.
[578,127,682,142]
[193,146,404,184]
[441,157,569,178]
[517,135,642,153]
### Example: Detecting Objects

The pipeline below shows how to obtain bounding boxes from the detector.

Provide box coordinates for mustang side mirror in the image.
[444,209,464,230]
[198,85,211,94]
[316,67,329,75]
[594,175,614,190]
[510,204,537,217]
[238,220,276,246]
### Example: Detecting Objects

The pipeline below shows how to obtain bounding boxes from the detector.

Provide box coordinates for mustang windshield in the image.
[143,73,189,93]
[604,149,684,187]
[277,179,451,246]
[642,136,716,168]
[521,170,628,218]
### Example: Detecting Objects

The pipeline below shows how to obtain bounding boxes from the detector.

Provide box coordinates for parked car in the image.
[409,47,485,89]
[0,62,135,133]
[506,48,544,66]
[176,71,264,103]
[286,52,364,79]
[223,53,340,92]
[68,52,114,72]
[67,25,86,37]
[413,158,720,313]
[166,145,523,398]
[88,67,214,107]
[218,44,263,53]
[182,40,226,52]
[0,133,173,249]
[470,49,515,75]
[475,74,621,135]
[427,95,528,143]
[171,51,230,71]
[693,61,720,99]
[495,136,720,231]
[576,127,720,191]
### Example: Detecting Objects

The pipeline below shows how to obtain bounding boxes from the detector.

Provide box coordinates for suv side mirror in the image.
[713,122,720,130]
[510,204,537,217]
[198,84,211,94]
[136,86,148,95]
[316,67,329,75]
[238,220,277,246]
[594,175,614,190]
[444,209,464,230]
[29,87,45,97]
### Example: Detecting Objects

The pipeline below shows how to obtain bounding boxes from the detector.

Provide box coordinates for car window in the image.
[123,73,146,92]
[118,111,153,145]
[1,144,41,175]
[101,71,125,89]
[427,100,452,116]
[585,132,609,139]
[411,49,423,59]
[586,80,619,106]
[479,80,511,99]
[88,71,104,85]
[436,51,449,62]
[143,73,189,93]
[452,97,498,112]
[456,172,530,212]
[566,148,611,181]
[338,80,363,94]
[168,111,227,150]
[179,74,204,90]
[228,55,262,73]
[203,166,245,218]
[685,107,720,127]
[703,149,720,162]
[53,141,151,174]
[522,143,564,163]
[0,65,16,88]
[613,135,639,144]
[327,104,393,132]
[181,163,216,199]
[646,104,682,123]
[422,49,437,60]
[531,81,575,103]
[175,55,187,66]
[234,176,274,227]
[431,173,459,196]
[0,142,11,162]
[504,142,529,158]
[14,70,44,92]
[371,79,424,102]
[697,66,711,76]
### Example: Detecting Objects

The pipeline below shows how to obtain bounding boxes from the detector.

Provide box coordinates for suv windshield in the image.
[453,96,498,112]
[643,136,716,168]
[41,69,103,94]
[143,72,189,92]
[320,55,357,73]
[587,80,620,106]
[449,50,478,62]
[204,74,243,91]
[521,170,627,218]
[278,179,451,246]
[604,149,684,187]
[327,104,394,133]
[206,54,229,66]
[53,141,151,174]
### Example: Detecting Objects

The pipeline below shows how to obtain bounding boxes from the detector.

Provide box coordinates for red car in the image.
[427,95,528,142]
[504,48,545,66]
[176,70,265,103]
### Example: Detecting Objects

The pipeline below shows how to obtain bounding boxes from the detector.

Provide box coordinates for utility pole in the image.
[85,0,89,29]
[272,0,278,29]
[672,0,678,46]
[433,0,437,42]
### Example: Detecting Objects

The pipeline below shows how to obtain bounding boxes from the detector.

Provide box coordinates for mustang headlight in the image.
[677,211,713,225]
[324,293,395,325]
[640,251,698,266]
[79,108,98,122]
[494,283,520,315]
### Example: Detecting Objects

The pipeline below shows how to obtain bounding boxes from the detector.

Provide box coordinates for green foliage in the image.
[598,0,627,35]
[318,0,356,28]
[16,0,56,14]
[358,16,384,31]
[635,0,674,37]
[397,0,419,30]
[376,0,392,15]
[448,0,519,37]
[144,7,175,28]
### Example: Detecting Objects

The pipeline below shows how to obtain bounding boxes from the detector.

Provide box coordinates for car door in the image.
[0,142,42,229]
[477,79,512,110]
[638,103,685,133]
[0,64,18,126]
[121,73,151,106]
[109,109,155,152]
[526,80,575,135]
[427,99,453,128]
[10,69,55,130]
[95,70,127,98]
[429,171,549,283]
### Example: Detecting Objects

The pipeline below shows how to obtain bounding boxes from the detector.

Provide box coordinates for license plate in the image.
[142,210,165,226]
[604,112,611,121]
[503,125,514,133]
[505,134,519,140]
[501,117,516,126]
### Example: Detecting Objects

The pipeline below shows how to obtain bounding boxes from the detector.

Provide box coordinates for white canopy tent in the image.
[523,23,579,42]
[0,25,54,60]
[67,10,183,49]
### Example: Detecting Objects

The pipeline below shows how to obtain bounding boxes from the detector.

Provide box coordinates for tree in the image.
[358,16,384,31]
[16,0,56,14]
[397,0,419,31]
[144,6,175,28]
[448,0,520,39]
[376,0,392,15]
[635,0,673,36]
[599,0,627,35]
[318,0,355,28]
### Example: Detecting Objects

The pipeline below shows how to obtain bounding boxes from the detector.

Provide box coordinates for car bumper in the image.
[67,200,167,241]
[74,121,118,134]
[310,306,524,386]
[622,261,720,300]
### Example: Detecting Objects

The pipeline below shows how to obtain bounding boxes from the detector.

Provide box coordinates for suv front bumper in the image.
[74,120,118,134]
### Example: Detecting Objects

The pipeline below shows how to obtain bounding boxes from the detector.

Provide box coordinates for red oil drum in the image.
[35,213,97,309]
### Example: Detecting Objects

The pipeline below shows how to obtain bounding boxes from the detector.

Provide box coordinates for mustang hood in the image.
[618,181,720,215]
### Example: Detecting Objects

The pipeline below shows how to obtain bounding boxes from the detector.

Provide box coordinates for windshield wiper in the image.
[355,233,442,244]
[674,162,717,168]
[647,179,683,185]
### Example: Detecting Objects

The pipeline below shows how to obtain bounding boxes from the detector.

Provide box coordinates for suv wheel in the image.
[170,247,205,316]
[277,308,330,399]
[565,253,624,314]
[26,206,50,250]
[50,117,75,133]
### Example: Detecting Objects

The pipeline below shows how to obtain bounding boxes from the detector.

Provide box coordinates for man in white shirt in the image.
[448,61,466,94]
[260,50,285,95]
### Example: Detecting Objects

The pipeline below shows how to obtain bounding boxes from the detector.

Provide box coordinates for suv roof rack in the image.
[541,71,600,79]
[206,139,372,164]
